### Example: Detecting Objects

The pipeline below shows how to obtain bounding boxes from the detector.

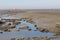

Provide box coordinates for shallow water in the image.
[0,19,55,40]
[51,38,60,40]
[0,14,19,19]
[1,14,59,40]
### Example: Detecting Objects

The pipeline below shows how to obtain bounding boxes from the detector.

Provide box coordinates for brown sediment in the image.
[11,38,16,40]
[19,26,29,30]
[13,21,21,25]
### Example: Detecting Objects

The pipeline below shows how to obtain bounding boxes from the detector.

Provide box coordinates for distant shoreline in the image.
[0,9,60,15]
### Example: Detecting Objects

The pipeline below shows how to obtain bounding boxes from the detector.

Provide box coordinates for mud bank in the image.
[0,12,60,40]
[11,36,60,40]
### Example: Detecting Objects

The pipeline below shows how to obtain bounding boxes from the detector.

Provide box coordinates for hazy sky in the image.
[0,0,60,9]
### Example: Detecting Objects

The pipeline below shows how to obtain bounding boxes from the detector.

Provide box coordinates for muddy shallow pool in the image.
[0,14,60,40]
[0,19,55,40]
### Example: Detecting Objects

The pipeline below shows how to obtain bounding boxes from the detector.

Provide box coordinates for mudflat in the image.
[0,9,60,40]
